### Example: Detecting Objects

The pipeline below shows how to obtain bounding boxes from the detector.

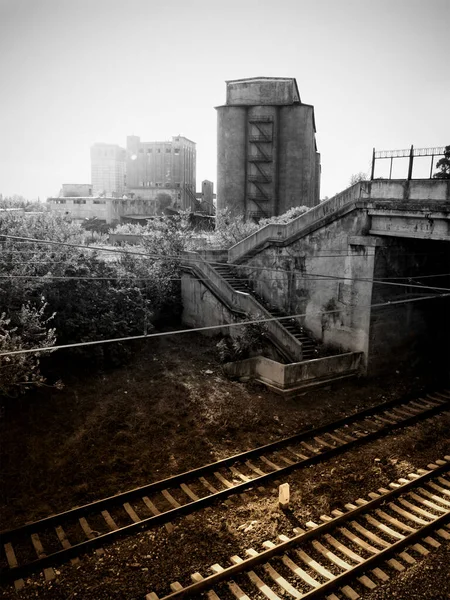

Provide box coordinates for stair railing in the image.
[182,251,303,362]
[228,182,366,263]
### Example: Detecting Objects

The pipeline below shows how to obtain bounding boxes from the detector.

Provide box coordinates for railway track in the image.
[1,390,449,588]
[148,456,450,600]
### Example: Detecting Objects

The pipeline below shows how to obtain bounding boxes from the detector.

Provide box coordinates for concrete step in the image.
[212,263,321,358]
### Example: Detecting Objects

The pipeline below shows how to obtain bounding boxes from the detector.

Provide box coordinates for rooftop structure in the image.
[216,77,320,220]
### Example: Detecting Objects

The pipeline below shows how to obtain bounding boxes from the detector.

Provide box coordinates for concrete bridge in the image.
[182,180,450,380]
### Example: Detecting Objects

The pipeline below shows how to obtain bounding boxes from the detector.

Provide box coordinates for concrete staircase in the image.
[212,263,319,361]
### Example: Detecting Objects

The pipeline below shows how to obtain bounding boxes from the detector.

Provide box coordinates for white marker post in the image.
[279,483,290,509]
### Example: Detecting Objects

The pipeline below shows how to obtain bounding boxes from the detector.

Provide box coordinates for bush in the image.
[216,321,268,363]
[203,206,310,250]
[0,300,62,397]
[258,205,309,226]
[0,211,186,382]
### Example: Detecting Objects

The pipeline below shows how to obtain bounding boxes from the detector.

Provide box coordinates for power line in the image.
[299,272,450,292]
[0,269,449,291]
[2,246,448,260]
[0,291,448,358]
[0,275,449,291]
[2,234,449,292]
[2,234,450,262]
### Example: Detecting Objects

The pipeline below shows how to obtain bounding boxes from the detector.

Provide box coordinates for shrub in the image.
[203,206,310,250]
[0,300,62,397]
[216,321,268,363]
[0,211,185,377]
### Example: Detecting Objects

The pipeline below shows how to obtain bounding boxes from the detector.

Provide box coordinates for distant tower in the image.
[216,77,321,220]
[126,135,196,212]
[90,143,126,197]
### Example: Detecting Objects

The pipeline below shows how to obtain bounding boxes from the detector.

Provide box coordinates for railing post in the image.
[407,145,414,180]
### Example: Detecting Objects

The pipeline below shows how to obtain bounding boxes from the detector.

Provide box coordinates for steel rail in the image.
[156,460,450,599]
[1,392,447,540]
[1,392,448,584]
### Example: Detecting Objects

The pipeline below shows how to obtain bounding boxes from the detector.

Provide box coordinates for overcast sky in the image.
[0,0,448,201]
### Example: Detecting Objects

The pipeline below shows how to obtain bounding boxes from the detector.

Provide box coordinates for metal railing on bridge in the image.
[371,145,446,180]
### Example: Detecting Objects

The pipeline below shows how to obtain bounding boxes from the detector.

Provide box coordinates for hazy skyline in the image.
[0,0,448,201]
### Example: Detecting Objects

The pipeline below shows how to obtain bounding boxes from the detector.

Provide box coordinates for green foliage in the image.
[206,206,310,249]
[213,209,259,247]
[349,172,368,186]
[81,217,111,235]
[216,322,268,363]
[0,211,187,393]
[113,222,146,235]
[0,195,45,212]
[258,205,309,226]
[433,145,450,179]
[0,300,62,397]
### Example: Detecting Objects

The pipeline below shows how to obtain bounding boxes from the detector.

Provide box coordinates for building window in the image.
[157,149,161,153]
[93,200,106,204]
[73,199,87,204]
[147,148,152,154]
[174,148,180,155]
[165,148,171,153]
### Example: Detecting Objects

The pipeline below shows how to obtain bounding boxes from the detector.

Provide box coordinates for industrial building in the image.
[195,180,215,215]
[46,196,107,222]
[60,183,92,198]
[126,135,196,213]
[216,77,321,220]
[90,143,126,197]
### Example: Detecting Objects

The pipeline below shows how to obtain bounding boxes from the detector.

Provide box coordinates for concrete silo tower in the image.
[216,77,321,220]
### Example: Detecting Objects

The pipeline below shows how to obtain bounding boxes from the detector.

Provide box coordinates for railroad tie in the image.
[55,525,80,565]
[4,543,24,591]
[30,533,56,580]
[211,562,252,600]
[142,496,173,533]
[190,572,221,600]
[230,554,283,600]
[79,517,105,556]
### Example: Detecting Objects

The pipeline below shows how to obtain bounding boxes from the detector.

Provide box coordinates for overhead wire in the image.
[1,234,449,291]
[0,274,449,291]
[0,291,448,358]
[1,243,448,260]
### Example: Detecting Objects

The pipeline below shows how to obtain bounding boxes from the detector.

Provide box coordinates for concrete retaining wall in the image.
[223,352,363,394]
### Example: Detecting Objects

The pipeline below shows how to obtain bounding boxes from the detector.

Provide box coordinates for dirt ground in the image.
[0,333,449,599]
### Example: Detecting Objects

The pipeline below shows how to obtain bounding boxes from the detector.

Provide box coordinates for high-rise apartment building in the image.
[90,143,126,197]
[216,77,321,220]
[126,135,196,212]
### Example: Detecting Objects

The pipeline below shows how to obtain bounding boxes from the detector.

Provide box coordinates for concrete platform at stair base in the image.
[223,352,363,396]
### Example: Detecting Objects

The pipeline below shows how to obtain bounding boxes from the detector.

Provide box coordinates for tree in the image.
[0,300,62,397]
[0,211,185,373]
[433,145,450,179]
[349,172,368,186]
[155,193,173,215]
